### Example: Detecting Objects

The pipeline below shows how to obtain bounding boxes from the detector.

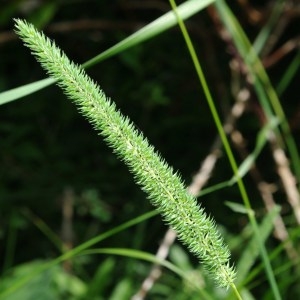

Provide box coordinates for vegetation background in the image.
[0,0,299,299]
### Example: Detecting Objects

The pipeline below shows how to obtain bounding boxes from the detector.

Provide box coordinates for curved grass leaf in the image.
[0,0,214,106]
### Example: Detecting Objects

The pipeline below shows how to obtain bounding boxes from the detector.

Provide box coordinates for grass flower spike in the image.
[15,19,236,289]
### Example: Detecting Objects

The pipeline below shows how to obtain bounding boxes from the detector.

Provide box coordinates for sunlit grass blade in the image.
[0,78,54,106]
[83,0,215,68]
[0,0,214,106]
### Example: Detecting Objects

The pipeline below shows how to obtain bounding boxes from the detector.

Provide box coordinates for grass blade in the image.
[0,0,214,105]
[0,78,54,106]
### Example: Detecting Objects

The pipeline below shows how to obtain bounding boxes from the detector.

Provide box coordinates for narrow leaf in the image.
[0,0,214,105]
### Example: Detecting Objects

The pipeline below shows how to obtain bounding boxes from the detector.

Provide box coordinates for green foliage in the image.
[0,260,86,300]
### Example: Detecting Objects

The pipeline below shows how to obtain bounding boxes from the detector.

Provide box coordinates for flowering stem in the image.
[15,19,236,289]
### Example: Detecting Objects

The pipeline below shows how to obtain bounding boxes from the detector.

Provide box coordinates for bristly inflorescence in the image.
[15,19,236,288]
